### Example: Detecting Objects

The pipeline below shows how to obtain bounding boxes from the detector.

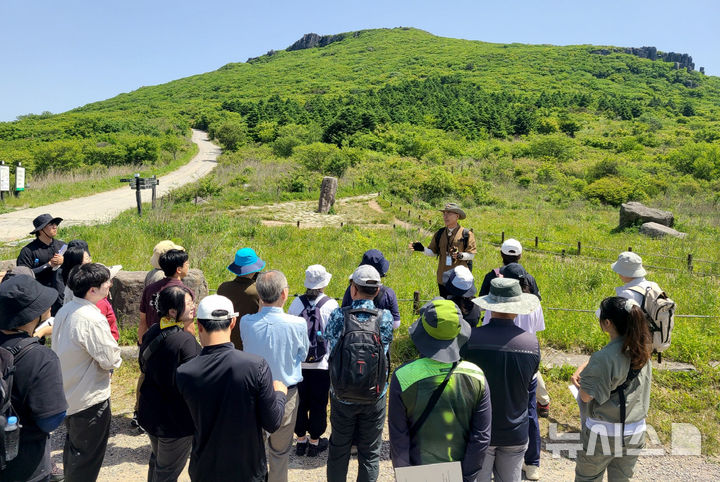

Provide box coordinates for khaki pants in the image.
[575,426,645,481]
[267,386,299,482]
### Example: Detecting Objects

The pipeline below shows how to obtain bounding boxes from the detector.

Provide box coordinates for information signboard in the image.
[15,166,25,191]
[0,165,9,191]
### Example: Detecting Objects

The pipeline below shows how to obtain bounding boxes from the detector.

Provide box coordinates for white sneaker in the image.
[523,463,540,480]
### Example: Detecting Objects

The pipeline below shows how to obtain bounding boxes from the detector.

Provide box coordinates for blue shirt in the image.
[324,299,394,399]
[240,306,309,387]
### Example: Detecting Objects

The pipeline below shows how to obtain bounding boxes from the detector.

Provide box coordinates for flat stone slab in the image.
[541,347,696,371]
[619,201,674,228]
[640,221,687,239]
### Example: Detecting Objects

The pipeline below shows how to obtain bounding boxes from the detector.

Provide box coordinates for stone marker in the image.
[639,222,687,239]
[318,176,338,214]
[110,268,208,328]
[619,201,674,229]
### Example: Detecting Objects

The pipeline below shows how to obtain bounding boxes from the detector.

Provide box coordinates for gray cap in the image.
[351,265,382,287]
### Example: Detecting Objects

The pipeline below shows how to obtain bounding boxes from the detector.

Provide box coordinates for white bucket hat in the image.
[611,252,646,278]
[304,264,332,289]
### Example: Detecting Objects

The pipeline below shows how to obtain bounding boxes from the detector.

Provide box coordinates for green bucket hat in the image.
[409,298,471,363]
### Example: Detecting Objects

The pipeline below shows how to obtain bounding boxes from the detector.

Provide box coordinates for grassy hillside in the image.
[1,27,719,212]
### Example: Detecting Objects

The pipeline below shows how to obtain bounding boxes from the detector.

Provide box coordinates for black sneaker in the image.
[131,412,146,434]
[307,438,329,457]
[296,440,308,456]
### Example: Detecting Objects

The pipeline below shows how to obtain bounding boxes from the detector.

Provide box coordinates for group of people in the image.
[0,204,657,482]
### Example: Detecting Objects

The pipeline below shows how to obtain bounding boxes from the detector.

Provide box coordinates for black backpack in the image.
[1,337,38,469]
[434,227,473,271]
[299,295,331,363]
[329,307,388,403]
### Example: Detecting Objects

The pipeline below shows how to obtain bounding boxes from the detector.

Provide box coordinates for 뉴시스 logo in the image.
[545,423,702,458]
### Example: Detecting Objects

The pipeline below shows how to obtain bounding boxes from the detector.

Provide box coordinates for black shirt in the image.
[460,318,540,446]
[137,324,201,438]
[16,238,66,311]
[176,343,287,482]
[0,333,67,482]
[478,265,541,301]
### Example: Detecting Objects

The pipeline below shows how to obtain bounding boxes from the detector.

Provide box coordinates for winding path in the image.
[0,129,220,243]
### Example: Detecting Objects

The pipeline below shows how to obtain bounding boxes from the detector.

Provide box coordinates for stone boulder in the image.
[0,259,17,283]
[619,202,674,229]
[318,176,338,214]
[639,222,687,239]
[109,269,208,328]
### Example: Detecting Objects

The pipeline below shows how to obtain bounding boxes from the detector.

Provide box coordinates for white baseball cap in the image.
[501,238,523,256]
[196,295,238,320]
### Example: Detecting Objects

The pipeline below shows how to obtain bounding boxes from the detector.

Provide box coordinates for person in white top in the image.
[611,251,660,304]
[287,264,339,457]
[52,263,122,482]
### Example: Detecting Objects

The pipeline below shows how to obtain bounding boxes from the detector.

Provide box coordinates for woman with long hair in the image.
[137,285,201,482]
[571,296,653,481]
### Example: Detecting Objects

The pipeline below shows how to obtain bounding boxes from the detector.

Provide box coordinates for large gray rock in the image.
[109,269,208,328]
[639,222,687,239]
[0,259,16,272]
[318,176,338,214]
[619,202,674,229]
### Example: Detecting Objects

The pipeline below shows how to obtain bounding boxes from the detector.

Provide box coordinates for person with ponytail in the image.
[137,285,201,482]
[571,296,653,481]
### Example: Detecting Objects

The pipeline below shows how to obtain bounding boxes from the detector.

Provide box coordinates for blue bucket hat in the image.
[359,249,390,277]
[227,248,265,276]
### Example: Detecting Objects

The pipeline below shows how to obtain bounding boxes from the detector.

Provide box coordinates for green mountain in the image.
[1,27,719,207]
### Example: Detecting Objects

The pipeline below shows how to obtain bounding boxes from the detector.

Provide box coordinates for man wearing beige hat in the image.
[612,251,660,304]
[409,202,476,297]
[462,278,541,482]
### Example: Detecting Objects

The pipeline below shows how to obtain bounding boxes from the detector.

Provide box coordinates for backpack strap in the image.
[409,362,458,437]
[461,228,470,251]
[610,364,644,446]
[139,326,181,373]
[314,295,331,310]
[433,228,446,256]
[493,268,502,277]
[372,286,386,308]
[6,336,40,364]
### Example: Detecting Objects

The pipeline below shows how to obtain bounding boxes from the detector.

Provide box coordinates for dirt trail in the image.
[0,129,220,242]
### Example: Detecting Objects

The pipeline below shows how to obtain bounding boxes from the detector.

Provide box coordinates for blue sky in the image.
[1,0,718,122]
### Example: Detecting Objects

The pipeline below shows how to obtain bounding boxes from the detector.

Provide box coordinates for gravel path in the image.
[0,129,220,242]
[48,413,720,481]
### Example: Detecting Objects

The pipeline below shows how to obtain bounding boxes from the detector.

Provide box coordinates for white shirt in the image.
[52,297,122,415]
[483,305,546,334]
[615,277,661,306]
[288,294,339,370]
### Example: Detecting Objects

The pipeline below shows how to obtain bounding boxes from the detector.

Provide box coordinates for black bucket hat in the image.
[358,249,390,277]
[0,276,58,330]
[30,213,63,234]
[409,298,471,363]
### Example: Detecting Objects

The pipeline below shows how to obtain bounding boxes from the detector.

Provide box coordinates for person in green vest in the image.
[388,298,491,482]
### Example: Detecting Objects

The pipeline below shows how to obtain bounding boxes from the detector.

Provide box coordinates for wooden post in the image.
[393,224,396,229]
[407,209,410,217]
[413,291,421,314]
[501,231,505,243]
[135,174,142,216]
[297,221,300,228]
[561,249,566,258]
[628,246,632,252]
[687,254,693,273]
[577,241,581,256]
[534,236,538,248]
[151,175,157,209]
[340,222,344,227]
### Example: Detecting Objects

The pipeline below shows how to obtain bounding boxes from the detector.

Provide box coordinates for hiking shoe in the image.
[523,463,540,480]
[307,438,329,457]
[131,412,146,434]
[537,402,550,418]
[296,440,308,456]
